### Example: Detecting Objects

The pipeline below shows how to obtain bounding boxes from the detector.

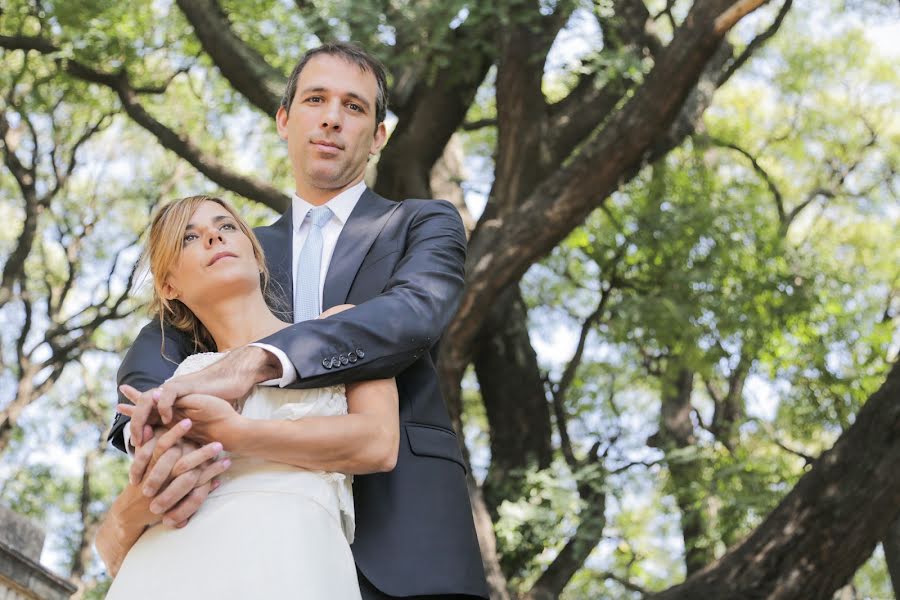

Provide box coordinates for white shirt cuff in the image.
[121,423,136,457]
[249,343,298,387]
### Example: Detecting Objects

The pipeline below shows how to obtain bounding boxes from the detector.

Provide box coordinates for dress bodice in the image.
[170,352,355,542]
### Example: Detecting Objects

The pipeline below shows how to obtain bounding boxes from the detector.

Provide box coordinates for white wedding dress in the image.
[106,352,361,599]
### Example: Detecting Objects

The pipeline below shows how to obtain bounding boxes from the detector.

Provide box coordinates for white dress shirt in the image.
[251,180,367,386]
[123,182,367,452]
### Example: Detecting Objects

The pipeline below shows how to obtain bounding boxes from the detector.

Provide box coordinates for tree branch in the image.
[175,0,285,114]
[718,0,793,86]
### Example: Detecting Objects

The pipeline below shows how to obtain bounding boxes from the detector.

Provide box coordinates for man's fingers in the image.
[141,445,183,499]
[171,442,224,478]
[161,483,212,528]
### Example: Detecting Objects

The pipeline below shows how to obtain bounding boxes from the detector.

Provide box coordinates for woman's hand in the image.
[168,393,247,448]
[319,304,356,318]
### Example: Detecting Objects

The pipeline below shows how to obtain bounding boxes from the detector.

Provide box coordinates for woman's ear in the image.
[161,280,180,301]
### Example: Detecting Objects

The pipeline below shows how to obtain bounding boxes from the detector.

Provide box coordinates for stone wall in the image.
[0,506,75,600]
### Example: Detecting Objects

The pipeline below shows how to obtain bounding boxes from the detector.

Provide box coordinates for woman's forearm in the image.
[226,414,398,474]
[95,487,155,576]
[225,378,400,474]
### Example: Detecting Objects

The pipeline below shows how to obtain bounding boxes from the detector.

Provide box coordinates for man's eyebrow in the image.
[299,86,371,109]
[185,215,233,230]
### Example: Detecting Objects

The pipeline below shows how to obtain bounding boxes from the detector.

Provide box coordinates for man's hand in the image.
[153,346,280,424]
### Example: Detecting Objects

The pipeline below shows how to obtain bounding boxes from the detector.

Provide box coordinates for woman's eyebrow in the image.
[185,215,233,230]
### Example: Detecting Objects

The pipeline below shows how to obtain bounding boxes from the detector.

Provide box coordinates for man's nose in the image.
[320,100,342,130]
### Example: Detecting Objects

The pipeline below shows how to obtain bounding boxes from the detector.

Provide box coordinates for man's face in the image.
[276,54,387,198]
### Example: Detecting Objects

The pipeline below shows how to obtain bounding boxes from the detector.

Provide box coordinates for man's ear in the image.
[369,121,387,156]
[275,106,290,141]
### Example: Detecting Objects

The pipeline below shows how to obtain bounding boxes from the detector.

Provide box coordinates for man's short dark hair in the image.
[281,42,389,126]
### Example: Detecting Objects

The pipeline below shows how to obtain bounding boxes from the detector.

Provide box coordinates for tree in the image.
[1,0,898,597]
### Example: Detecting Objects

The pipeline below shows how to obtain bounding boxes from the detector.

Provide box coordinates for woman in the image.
[96,195,398,599]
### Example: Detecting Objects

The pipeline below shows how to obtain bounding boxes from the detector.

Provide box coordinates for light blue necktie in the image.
[294,206,333,322]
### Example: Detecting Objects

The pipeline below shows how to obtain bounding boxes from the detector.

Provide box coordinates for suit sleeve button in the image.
[322,358,332,369]
[355,348,365,359]
[348,353,358,363]
[340,354,349,365]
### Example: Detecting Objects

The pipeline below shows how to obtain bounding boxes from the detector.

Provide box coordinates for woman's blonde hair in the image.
[143,195,269,355]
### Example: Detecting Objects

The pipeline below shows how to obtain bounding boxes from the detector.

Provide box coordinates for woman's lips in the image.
[207,252,237,266]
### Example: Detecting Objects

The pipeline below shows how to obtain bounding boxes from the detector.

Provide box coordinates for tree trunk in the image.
[883,517,900,597]
[652,364,715,575]
[650,362,900,600]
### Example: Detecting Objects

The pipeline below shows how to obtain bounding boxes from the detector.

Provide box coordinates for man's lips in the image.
[310,139,343,151]
[207,251,237,266]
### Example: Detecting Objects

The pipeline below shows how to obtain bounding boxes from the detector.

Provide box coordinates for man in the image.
[109,42,489,599]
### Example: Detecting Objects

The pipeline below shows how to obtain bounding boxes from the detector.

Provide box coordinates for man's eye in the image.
[347,103,362,112]
[306,96,323,103]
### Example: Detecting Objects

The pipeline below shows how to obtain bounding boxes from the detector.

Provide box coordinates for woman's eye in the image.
[183,233,198,243]
[221,223,237,231]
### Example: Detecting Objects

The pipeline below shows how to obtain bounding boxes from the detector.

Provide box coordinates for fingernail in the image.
[180,419,191,430]
[143,486,154,497]
[162,518,175,527]
[149,503,162,514]
[211,442,223,453]
[152,389,161,400]
[222,459,232,469]
[211,480,221,490]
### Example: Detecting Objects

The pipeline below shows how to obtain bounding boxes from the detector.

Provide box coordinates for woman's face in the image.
[162,201,261,308]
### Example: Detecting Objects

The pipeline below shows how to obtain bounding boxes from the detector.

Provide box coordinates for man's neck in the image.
[295,175,366,206]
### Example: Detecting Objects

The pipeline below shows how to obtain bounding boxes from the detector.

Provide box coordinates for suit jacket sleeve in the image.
[107,318,190,452]
[258,199,467,389]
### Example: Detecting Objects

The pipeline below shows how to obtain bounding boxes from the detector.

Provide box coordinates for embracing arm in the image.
[178,378,399,475]
[108,318,190,452]
[96,423,226,576]
[260,199,467,389]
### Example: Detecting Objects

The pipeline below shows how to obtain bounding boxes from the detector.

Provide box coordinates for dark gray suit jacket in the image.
[109,189,489,598]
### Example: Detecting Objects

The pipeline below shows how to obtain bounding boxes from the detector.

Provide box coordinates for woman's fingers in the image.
[151,419,192,462]
[141,445,183,500]
[160,457,231,527]
[194,454,232,488]
[120,385,159,446]
[161,483,211,528]
[171,442,224,478]
[129,434,158,486]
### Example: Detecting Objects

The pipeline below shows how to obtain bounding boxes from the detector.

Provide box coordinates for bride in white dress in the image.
[95,196,398,599]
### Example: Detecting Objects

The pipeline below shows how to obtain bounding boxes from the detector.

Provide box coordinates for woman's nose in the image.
[205,231,224,246]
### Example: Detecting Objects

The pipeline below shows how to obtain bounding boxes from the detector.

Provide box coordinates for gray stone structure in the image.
[0,506,76,600]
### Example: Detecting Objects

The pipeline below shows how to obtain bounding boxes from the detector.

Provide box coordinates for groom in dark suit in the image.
[109,42,489,599]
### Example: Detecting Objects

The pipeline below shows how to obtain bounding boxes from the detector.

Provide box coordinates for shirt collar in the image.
[291,180,367,231]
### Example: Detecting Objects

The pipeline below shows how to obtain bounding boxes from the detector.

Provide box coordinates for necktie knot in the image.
[308,206,333,229]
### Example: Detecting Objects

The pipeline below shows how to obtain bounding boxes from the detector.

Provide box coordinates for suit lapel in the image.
[259,207,295,322]
[323,189,399,309]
